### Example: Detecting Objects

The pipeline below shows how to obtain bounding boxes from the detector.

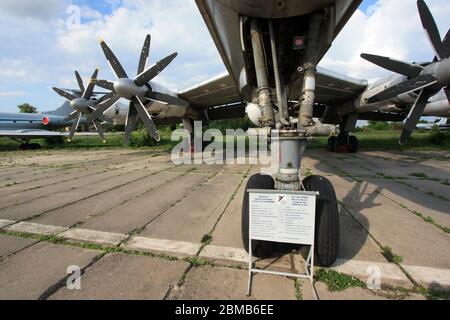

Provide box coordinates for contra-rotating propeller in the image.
[88,34,177,144]
[361,0,450,145]
[53,69,120,143]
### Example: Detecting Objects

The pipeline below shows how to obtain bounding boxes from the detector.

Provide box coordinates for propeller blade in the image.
[92,120,106,143]
[95,92,115,105]
[134,52,177,86]
[95,80,114,91]
[137,35,151,75]
[82,69,99,99]
[400,89,431,145]
[417,0,446,60]
[367,74,437,104]
[442,29,450,59]
[68,112,82,141]
[87,95,120,122]
[134,96,160,141]
[75,71,85,93]
[361,53,423,78]
[124,102,138,145]
[99,38,128,79]
[65,110,79,121]
[53,87,77,102]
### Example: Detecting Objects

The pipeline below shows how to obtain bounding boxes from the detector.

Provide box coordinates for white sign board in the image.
[249,190,316,245]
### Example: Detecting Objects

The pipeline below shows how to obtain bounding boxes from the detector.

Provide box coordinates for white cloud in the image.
[0,91,25,97]
[55,0,223,90]
[0,0,68,20]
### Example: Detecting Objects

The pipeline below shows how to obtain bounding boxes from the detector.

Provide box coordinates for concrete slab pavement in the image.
[49,253,189,300]
[169,266,297,300]
[0,234,37,258]
[0,242,99,299]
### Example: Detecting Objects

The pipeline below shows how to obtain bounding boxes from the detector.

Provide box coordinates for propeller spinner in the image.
[91,34,178,144]
[361,0,450,145]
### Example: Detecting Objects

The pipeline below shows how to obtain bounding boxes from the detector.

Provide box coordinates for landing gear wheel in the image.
[242,174,277,257]
[302,175,339,267]
[327,136,338,152]
[348,136,359,153]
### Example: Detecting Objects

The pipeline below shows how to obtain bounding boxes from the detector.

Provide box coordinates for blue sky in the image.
[0,0,448,115]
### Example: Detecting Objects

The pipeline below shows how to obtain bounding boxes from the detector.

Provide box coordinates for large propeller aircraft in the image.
[361,0,450,144]
[30,0,448,269]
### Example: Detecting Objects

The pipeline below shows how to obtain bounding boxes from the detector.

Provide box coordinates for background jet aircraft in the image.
[0,72,127,149]
[416,117,450,130]
[0,101,91,149]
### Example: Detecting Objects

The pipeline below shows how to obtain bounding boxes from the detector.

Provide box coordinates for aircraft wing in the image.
[292,67,368,105]
[178,67,368,119]
[0,130,104,139]
[178,72,242,109]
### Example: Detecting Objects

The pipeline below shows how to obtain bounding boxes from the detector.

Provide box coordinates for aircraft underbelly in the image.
[217,0,335,18]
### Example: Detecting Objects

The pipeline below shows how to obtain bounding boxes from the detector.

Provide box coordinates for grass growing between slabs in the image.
[309,130,450,151]
[314,269,366,292]
[1,128,449,152]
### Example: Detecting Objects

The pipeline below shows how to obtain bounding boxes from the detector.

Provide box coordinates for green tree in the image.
[17,103,38,114]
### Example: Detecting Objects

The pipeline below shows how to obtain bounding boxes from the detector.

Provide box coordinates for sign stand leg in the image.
[247,235,253,296]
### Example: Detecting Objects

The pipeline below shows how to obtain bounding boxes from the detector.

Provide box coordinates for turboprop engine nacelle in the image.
[424,99,450,117]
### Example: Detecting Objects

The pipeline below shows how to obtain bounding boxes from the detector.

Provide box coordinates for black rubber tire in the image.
[302,175,339,267]
[348,136,359,153]
[327,136,337,152]
[242,174,276,257]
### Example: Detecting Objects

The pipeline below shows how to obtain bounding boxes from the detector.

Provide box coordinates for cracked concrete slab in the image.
[363,177,450,229]
[169,266,297,300]
[140,173,243,243]
[0,170,152,221]
[0,234,37,258]
[49,253,188,300]
[328,175,450,269]
[32,171,183,227]
[0,242,99,299]
[80,172,211,234]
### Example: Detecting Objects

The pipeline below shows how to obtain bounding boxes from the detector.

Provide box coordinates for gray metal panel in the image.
[289,67,368,104]
[178,73,241,109]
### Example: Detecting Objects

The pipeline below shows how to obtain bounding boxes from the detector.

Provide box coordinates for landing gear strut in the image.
[18,141,41,150]
[240,17,340,267]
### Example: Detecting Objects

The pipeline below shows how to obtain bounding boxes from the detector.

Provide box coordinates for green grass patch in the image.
[201,234,213,246]
[315,269,366,292]
[409,172,429,179]
[382,246,403,264]
[294,279,303,300]
[184,256,215,267]
[309,130,450,151]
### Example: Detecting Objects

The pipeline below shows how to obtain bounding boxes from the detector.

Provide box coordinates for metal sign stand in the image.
[246,189,318,300]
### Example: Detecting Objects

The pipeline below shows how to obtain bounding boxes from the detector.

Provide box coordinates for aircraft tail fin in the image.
[43,101,73,117]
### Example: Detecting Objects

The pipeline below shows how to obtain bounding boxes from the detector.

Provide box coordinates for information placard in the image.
[249,190,316,245]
